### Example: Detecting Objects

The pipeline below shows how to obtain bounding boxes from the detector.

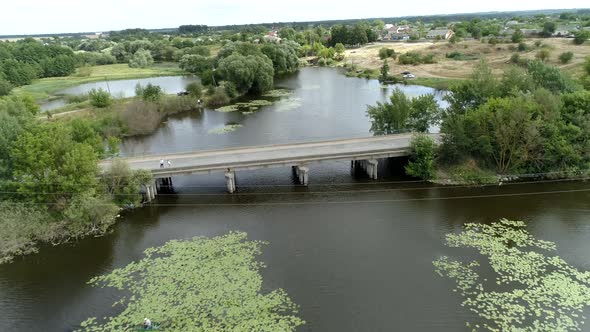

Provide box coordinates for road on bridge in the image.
[99,134,440,177]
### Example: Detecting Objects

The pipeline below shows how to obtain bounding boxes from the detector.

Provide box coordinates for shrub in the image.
[135,83,163,102]
[378,47,396,60]
[159,95,198,115]
[120,100,162,136]
[510,53,522,64]
[88,88,112,108]
[398,52,436,65]
[559,51,574,64]
[185,82,203,99]
[518,42,529,52]
[205,87,230,108]
[534,40,542,48]
[446,51,463,59]
[405,134,437,180]
[573,31,590,45]
[447,160,497,184]
[535,49,551,62]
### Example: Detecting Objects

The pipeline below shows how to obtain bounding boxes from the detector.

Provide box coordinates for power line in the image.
[1,177,589,197]
[3,167,590,189]
[2,187,590,207]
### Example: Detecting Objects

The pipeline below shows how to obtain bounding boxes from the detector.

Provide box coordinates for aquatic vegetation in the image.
[262,89,293,97]
[434,219,590,332]
[274,97,302,113]
[208,123,243,134]
[215,105,239,113]
[78,232,304,331]
[216,100,273,113]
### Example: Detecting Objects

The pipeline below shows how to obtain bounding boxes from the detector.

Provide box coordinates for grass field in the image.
[344,38,590,85]
[15,63,184,101]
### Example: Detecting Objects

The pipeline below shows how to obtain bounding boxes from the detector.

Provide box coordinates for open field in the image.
[15,63,184,101]
[344,38,590,85]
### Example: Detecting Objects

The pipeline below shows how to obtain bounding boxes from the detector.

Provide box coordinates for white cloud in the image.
[1,0,588,35]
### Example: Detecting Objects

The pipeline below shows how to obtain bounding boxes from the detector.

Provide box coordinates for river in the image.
[1,67,590,332]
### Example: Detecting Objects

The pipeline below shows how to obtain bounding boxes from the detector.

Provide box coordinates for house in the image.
[387,33,410,41]
[502,29,516,36]
[426,29,454,40]
[520,29,541,37]
[384,24,395,30]
[553,25,578,37]
[263,30,282,43]
[505,20,521,27]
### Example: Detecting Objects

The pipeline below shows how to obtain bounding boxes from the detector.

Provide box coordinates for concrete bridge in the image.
[100,133,439,197]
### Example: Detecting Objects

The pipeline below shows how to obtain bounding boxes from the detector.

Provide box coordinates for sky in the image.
[1,0,589,35]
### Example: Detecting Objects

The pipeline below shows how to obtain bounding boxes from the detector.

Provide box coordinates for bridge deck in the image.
[100,134,439,177]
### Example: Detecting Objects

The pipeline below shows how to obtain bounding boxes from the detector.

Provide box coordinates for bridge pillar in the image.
[294,165,309,185]
[366,159,379,180]
[144,184,151,203]
[225,170,236,193]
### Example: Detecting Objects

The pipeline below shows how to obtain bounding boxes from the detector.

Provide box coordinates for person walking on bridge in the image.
[160,159,164,168]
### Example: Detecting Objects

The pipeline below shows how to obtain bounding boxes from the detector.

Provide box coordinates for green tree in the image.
[435,219,590,332]
[0,79,12,96]
[110,43,128,62]
[465,96,543,173]
[78,232,304,331]
[260,42,300,75]
[511,29,525,43]
[526,60,577,94]
[559,51,574,64]
[378,47,395,60]
[334,43,346,60]
[405,134,437,180]
[41,54,76,77]
[0,59,38,86]
[279,27,296,40]
[541,21,556,37]
[444,60,500,114]
[217,53,274,94]
[367,88,439,135]
[135,83,163,102]
[10,123,100,205]
[350,24,369,45]
[179,54,212,75]
[185,82,203,98]
[101,159,150,206]
[380,59,390,81]
[128,49,154,68]
[573,30,590,45]
[88,88,113,108]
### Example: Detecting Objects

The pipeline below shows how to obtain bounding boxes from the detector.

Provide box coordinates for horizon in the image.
[1,1,589,36]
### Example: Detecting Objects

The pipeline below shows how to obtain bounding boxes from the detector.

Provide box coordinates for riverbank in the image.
[14,63,184,101]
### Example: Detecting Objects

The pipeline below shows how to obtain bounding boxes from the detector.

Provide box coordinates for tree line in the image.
[367,57,590,181]
[0,38,77,94]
